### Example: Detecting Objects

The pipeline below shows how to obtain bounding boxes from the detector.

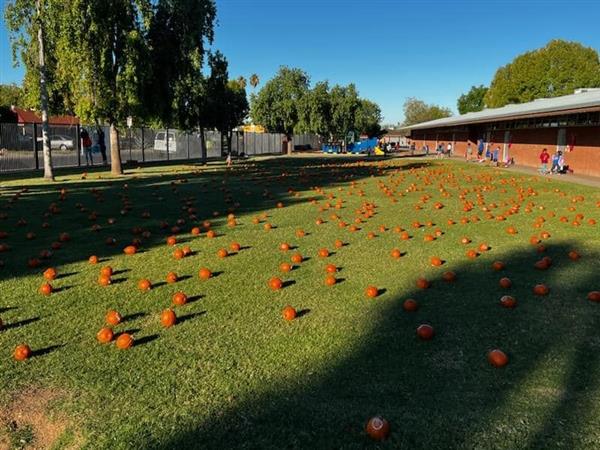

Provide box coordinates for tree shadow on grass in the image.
[2,317,40,330]
[150,242,600,449]
[31,344,64,358]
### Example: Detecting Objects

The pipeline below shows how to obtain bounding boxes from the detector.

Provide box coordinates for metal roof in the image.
[401,89,600,131]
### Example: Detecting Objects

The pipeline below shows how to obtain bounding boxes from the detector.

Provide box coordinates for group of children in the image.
[539,148,567,175]
[463,140,513,167]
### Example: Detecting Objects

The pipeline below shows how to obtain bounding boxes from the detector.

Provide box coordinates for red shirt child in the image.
[540,150,549,164]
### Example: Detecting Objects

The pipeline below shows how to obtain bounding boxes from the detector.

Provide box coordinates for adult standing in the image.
[81,128,93,166]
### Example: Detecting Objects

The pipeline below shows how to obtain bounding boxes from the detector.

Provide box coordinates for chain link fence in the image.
[0,122,321,173]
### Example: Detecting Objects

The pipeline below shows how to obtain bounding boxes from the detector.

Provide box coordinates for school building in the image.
[402,88,600,177]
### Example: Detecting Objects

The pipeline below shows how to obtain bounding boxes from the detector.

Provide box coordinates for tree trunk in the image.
[200,126,207,164]
[36,0,53,181]
[109,123,122,175]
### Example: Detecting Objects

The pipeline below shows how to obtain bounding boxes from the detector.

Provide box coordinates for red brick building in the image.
[403,89,600,177]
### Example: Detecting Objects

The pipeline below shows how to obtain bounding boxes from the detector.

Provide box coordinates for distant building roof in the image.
[400,88,600,131]
[10,107,80,126]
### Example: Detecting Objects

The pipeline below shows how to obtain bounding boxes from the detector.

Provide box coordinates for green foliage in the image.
[250,66,310,136]
[457,85,488,114]
[0,83,23,108]
[355,99,382,137]
[485,39,600,108]
[328,84,360,140]
[297,81,332,137]
[401,97,452,126]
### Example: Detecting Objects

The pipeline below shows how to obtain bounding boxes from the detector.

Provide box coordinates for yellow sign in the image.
[241,124,266,133]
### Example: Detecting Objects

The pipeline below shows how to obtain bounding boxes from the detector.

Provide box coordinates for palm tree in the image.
[250,73,259,90]
[237,76,247,89]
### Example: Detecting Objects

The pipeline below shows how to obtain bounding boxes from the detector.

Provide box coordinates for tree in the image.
[329,84,360,141]
[5,0,56,180]
[249,74,259,89]
[220,80,249,154]
[297,81,332,138]
[251,66,310,154]
[355,99,382,137]
[401,98,452,127]
[0,84,23,108]
[457,85,488,114]
[237,76,247,90]
[485,40,600,108]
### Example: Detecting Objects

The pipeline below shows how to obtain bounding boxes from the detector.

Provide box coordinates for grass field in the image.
[0,155,599,449]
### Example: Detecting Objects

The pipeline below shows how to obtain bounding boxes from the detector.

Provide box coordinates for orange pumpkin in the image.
[334,239,344,249]
[98,274,111,286]
[123,245,137,255]
[430,256,443,267]
[442,271,456,282]
[100,266,113,277]
[280,262,292,273]
[43,267,57,281]
[105,310,122,326]
[365,286,379,298]
[325,275,337,286]
[365,416,390,441]
[499,295,517,308]
[96,327,114,344]
[172,291,188,306]
[160,309,177,328]
[173,248,184,260]
[217,248,229,258]
[533,284,549,296]
[492,261,505,271]
[403,299,418,312]
[325,264,337,274]
[166,236,177,246]
[499,277,512,289]
[229,242,241,252]
[488,349,508,367]
[88,255,99,264]
[390,248,402,259]
[269,277,283,290]
[279,242,291,251]
[206,230,217,238]
[39,282,53,296]
[568,251,580,261]
[466,249,478,259]
[191,227,201,235]
[282,305,297,321]
[291,253,303,264]
[198,267,212,280]
[318,248,330,258]
[138,279,152,291]
[416,324,434,340]
[588,291,600,302]
[416,277,430,289]
[166,272,178,284]
[295,229,305,238]
[13,344,31,361]
[116,333,134,349]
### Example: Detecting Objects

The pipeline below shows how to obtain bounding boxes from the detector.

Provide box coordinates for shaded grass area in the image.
[0,156,599,448]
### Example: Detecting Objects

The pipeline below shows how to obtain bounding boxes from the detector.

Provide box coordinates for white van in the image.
[153,131,177,153]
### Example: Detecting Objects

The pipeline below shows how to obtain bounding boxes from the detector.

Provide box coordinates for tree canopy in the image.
[457,85,488,114]
[484,40,600,108]
[401,98,452,127]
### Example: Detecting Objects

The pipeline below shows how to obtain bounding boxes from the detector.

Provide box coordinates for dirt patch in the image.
[0,387,82,450]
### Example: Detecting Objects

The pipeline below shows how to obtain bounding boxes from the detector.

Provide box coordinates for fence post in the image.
[33,123,39,170]
[187,132,190,160]
[141,126,145,162]
[76,124,81,167]
[166,127,170,161]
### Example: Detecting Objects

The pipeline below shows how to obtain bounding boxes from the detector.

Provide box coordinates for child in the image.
[539,148,550,174]
[81,128,93,166]
[226,152,232,168]
[550,151,560,173]
[466,143,473,161]
[492,146,500,166]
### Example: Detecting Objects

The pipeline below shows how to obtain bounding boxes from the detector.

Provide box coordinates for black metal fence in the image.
[0,122,320,173]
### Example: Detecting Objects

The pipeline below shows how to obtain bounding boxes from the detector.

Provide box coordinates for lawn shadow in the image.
[136,334,159,346]
[54,286,75,293]
[122,312,147,322]
[56,272,78,280]
[31,344,65,358]
[186,295,204,304]
[178,311,206,324]
[0,306,18,313]
[282,280,296,289]
[296,309,311,318]
[3,317,40,330]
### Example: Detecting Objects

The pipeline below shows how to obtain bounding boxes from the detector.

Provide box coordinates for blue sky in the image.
[2,0,600,124]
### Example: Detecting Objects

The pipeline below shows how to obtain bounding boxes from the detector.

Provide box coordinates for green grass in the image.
[0,155,599,449]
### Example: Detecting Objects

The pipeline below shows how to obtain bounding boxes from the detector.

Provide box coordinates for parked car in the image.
[37,135,75,150]
[153,131,177,153]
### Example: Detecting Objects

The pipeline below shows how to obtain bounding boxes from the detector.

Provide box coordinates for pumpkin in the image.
[173,248,184,260]
[13,344,31,361]
[100,266,113,277]
[295,229,306,238]
[166,272,178,284]
[478,243,489,252]
[568,251,580,261]
[430,256,443,267]
[88,255,99,264]
[43,267,57,281]
[39,282,53,296]
[98,274,111,286]
[325,264,337,274]
[96,327,114,344]
[500,295,517,308]
[533,284,549,296]
[534,259,549,270]
[334,239,344,248]
[206,230,217,238]
[172,291,188,306]
[325,275,337,286]
[269,277,283,290]
[191,227,201,235]
[138,279,152,291]
[365,416,390,441]
[263,223,272,231]
[291,253,303,264]
[123,245,137,255]
[280,262,292,273]
[442,271,456,282]
[230,242,241,252]
[217,248,229,258]
[365,286,379,298]
[318,248,330,258]
[416,324,434,340]
[416,277,430,289]
[492,261,505,271]
[199,267,212,280]
[116,333,134,349]
[488,349,508,367]
[279,242,291,252]
[403,299,418,312]
[390,249,402,259]
[499,277,512,289]
[588,291,600,302]
[466,249,478,259]
[160,309,177,328]
[166,236,177,246]
[282,305,296,321]
[106,310,122,326]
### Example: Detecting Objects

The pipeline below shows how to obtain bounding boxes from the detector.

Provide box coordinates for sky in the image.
[1,0,600,124]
